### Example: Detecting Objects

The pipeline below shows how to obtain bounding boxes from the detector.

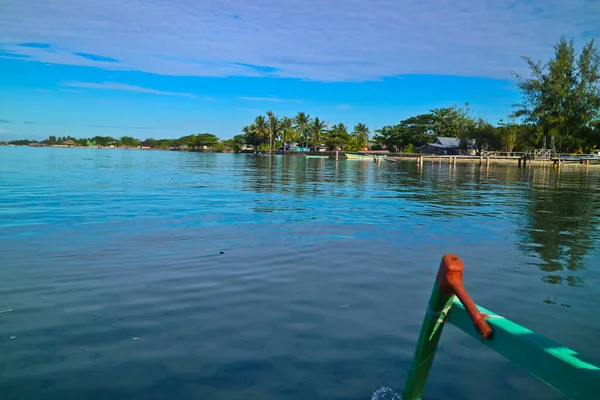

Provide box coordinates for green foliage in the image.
[120,136,140,147]
[312,117,326,146]
[430,104,474,138]
[352,123,370,148]
[465,118,501,155]
[266,110,280,152]
[373,113,436,151]
[223,134,246,152]
[294,112,312,147]
[194,133,220,148]
[325,123,350,150]
[512,37,600,151]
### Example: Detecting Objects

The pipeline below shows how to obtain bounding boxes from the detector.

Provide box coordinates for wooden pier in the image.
[385,154,600,169]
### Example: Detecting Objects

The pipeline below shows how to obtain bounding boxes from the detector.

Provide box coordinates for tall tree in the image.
[281,117,294,148]
[254,116,269,151]
[465,118,501,155]
[294,112,311,149]
[430,104,474,138]
[325,123,350,150]
[353,123,370,148]
[312,117,326,146]
[512,37,600,152]
[266,110,279,153]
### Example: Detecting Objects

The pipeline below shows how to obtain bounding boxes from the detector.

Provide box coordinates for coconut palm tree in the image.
[294,112,311,150]
[241,125,255,152]
[254,116,269,152]
[312,117,326,147]
[353,123,370,149]
[281,116,295,150]
[266,110,280,153]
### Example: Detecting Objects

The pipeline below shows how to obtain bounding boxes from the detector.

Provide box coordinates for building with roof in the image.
[424,137,474,155]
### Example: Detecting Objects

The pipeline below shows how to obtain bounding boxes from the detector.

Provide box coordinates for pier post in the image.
[518,157,522,168]
[480,156,483,164]
[486,157,490,166]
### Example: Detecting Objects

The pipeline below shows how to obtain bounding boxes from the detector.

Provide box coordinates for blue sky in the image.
[0,0,598,140]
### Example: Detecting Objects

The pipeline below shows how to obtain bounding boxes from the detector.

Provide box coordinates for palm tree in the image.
[312,117,326,147]
[266,110,279,153]
[294,112,311,150]
[353,123,370,149]
[281,116,295,150]
[254,115,269,152]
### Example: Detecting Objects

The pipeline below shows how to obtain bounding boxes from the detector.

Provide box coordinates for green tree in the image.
[373,113,434,152]
[120,136,140,147]
[325,123,350,150]
[266,110,280,153]
[225,134,246,152]
[465,118,501,155]
[512,37,600,152]
[312,117,326,147]
[353,123,370,148]
[254,116,269,150]
[48,136,56,145]
[281,117,295,148]
[497,120,519,154]
[194,133,220,148]
[294,112,311,149]
[430,104,474,138]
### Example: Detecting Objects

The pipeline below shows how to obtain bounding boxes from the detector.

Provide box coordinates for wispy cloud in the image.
[73,52,119,63]
[238,96,301,103]
[86,124,154,130]
[336,104,352,110]
[0,1,598,81]
[238,108,263,113]
[35,89,52,93]
[0,119,11,123]
[61,81,196,98]
[23,121,36,124]
[204,97,216,101]
[60,88,83,93]
[0,128,9,134]
[18,42,50,49]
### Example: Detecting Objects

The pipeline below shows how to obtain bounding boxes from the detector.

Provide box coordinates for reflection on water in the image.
[518,168,600,287]
[1,148,599,400]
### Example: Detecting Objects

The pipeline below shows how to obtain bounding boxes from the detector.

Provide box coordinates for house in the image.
[63,139,76,147]
[424,137,473,155]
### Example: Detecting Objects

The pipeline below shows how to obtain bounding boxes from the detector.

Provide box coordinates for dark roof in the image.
[435,137,461,148]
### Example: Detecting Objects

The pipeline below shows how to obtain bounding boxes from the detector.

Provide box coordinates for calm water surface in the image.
[1,147,599,400]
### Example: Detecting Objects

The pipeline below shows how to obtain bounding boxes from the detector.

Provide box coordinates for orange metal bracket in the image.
[436,254,493,340]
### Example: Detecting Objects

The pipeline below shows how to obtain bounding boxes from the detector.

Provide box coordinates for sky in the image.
[0,0,598,141]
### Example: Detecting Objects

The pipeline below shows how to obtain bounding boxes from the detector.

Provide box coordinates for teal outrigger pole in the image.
[402,254,600,400]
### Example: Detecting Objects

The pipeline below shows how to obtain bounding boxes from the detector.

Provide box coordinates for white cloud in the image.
[0,0,598,81]
[0,128,9,134]
[336,104,352,110]
[61,81,196,98]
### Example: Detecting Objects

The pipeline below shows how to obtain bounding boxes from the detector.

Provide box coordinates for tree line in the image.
[4,37,599,154]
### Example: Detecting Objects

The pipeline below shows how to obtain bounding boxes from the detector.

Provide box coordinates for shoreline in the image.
[4,145,600,169]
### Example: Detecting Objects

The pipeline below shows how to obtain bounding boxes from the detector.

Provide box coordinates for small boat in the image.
[402,254,600,400]
[345,153,374,160]
[304,155,329,159]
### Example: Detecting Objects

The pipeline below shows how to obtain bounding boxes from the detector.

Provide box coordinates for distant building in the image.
[63,139,76,147]
[424,137,474,155]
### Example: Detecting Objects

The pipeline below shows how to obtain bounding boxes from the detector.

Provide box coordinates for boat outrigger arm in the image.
[402,255,600,400]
